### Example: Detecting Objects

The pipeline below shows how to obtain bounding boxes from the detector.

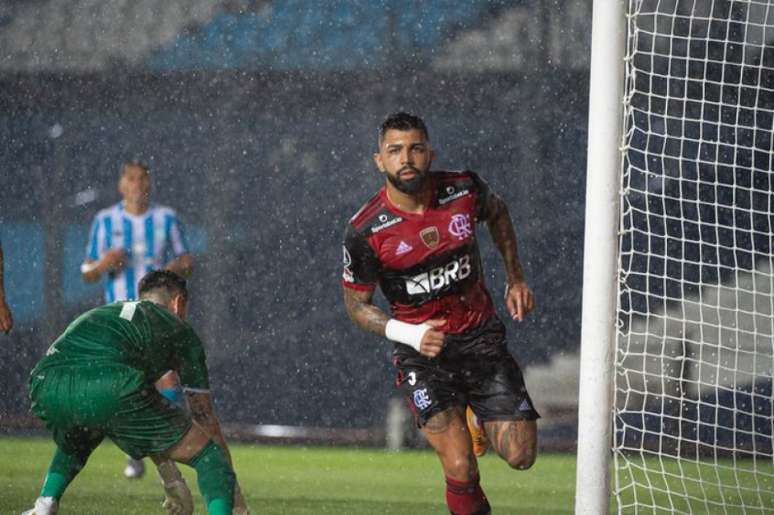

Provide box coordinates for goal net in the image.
[615,1,774,512]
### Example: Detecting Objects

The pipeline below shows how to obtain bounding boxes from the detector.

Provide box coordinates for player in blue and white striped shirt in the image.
[81,160,194,479]
[82,160,193,302]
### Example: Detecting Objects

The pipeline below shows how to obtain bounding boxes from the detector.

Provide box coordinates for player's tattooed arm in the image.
[187,392,220,431]
[342,286,390,336]
[483,192,525,285]
[483,192,536,321]
[186,391,236,462]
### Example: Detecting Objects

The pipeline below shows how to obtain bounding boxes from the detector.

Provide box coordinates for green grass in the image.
[0,437,576,514]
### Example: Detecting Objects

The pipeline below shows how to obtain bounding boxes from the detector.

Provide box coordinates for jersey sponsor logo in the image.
[342,246,355,282]
[420,226,439,248]
[438,188,470,205]
[412,388,432,410]
[405,254,472,295]
[371,215,404,233]
[448,213,473,240]
[395,241,413,256]
[518,398,532,412]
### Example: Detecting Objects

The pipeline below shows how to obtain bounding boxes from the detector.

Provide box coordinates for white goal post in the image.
[578,1,774,513]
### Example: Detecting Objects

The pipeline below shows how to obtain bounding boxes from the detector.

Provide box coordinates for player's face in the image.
[118,165,151,204]
[374,128,434,194]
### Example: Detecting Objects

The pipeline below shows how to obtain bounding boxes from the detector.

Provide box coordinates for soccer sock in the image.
[445,475,491,515]
[40,445,89,501]
[190,440,235,515]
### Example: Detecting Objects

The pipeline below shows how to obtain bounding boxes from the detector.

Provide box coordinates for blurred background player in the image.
[0,241,13,333]
[81,159,193,478]
[24,270,248,515]
[342,112,539,515]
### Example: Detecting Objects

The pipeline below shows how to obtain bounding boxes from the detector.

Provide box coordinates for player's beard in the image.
[387,166,429,194]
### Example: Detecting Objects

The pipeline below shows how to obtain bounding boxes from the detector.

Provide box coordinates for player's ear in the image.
[373,153,385,172]
[118,174,127,195]
[171,294,188,319]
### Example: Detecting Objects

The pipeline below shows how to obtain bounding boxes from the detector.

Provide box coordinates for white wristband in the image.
[385,319,431,352]
[80,261,99,274]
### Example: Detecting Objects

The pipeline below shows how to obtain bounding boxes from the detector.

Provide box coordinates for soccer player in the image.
[342,112,539,515]
[24,270,248,515]
[81,159,193,478]
[0,241,13,333]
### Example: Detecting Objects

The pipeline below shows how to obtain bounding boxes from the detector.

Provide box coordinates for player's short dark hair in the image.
[121,159,150,176]
[378,112,430,145]
[139,270,188,301]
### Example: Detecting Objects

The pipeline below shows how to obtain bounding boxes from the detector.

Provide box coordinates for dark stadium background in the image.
[0,1,590,438]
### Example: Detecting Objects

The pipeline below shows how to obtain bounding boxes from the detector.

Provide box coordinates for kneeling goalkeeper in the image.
[24,270,248,515]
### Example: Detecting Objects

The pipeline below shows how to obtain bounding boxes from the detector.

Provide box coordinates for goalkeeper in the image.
[23,270,247,515]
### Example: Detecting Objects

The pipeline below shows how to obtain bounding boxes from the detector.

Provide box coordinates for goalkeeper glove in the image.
[232,482,250,515]
[157,460,194,515]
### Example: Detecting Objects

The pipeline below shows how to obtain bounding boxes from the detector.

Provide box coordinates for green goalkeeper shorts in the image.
[29,364,191,459]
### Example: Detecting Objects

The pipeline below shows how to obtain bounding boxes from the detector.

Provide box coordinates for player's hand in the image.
[0,297,12,334]
[101,248,127,271]
[505,281,535,322]
[419,319,446,358]
[232,482,250,515]
[161,479,194,515]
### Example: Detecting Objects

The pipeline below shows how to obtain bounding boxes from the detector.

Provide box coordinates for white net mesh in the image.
[615,0,774,512]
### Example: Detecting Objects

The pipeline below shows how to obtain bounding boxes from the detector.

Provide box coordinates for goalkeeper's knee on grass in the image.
[190,440,235,515]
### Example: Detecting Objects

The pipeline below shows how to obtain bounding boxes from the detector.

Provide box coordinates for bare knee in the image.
[487,419,537,470]
[444,453,478,480]
[504,443,537,470]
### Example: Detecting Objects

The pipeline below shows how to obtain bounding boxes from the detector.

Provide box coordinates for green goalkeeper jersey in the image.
[31,300,209,391]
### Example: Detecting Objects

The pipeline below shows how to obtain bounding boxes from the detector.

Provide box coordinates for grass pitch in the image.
[0,436,576,514]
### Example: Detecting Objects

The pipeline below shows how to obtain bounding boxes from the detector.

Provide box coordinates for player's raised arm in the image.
[481,188,535,322]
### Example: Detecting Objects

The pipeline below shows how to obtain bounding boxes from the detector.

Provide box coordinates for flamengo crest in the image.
[420,226,440,248]
[448,213,472,240]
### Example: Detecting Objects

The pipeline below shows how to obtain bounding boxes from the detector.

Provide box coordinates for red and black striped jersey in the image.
[342,170,497,334]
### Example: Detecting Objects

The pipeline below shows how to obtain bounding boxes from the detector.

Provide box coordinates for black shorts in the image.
[393,317,540,427]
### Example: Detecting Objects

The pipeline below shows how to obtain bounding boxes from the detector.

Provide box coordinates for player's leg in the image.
[39,429,103,502]
[124,370,186,479]
[26,368,108,513]
[23,431,103,514]
[484,419,537,469]
[421,407,491,515]
[395,356,490,515]
[154,422,236,515]
[467,347,540,470]
[109,386,235,515]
